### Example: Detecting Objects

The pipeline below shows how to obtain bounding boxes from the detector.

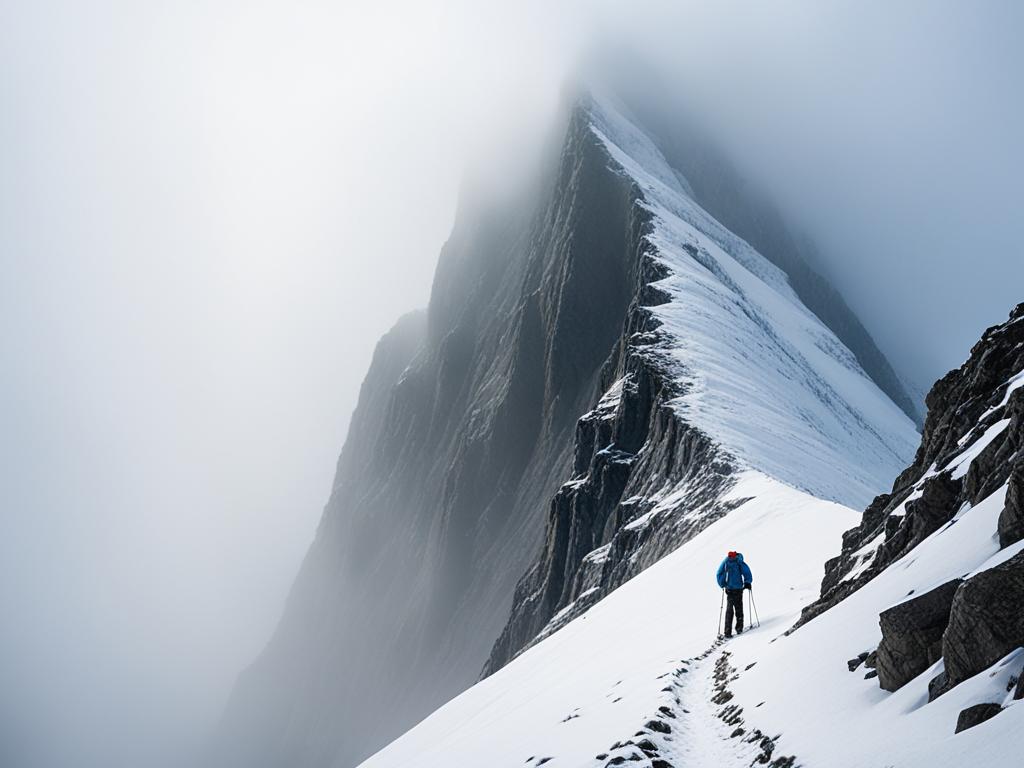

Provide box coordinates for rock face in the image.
[799,303,1024,628]
[998,464,1024,548]
[932,551,1024,698]
[795,302,1024,733]
[212,95,923,768]
[875,579,962,692]
[483,306,742,671]
[955,703,1003,733]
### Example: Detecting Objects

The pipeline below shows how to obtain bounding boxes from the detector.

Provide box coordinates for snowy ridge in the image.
[359,419,1021,768]
[356,101,951,768]
[358,473,857,768]
[588,94,919,509]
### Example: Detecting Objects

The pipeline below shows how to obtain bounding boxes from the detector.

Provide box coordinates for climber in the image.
[716,551,753,637]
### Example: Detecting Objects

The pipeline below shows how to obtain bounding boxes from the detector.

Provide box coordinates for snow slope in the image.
[728,483,1024,768]
[588,95,919,509]
[359,473,855,768]
[355,104,1020,768]
[361,458,1022,768]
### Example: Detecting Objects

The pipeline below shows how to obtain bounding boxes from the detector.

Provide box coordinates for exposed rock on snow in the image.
[955,703,1003,733]
[846,651,869,672]
[932,550,1024,699]
[875,578,961,692]
[800,303,1024,628]
[997,463,1024,548]
[784,301,1024,740]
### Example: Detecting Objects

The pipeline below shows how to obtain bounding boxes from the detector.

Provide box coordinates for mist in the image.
[1,2,1020,767]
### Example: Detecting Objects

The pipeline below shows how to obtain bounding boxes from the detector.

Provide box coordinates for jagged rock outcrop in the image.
[998,463,1024,548]
[875,579,962,692]
[930,550,1024,699]
[484,282,742,671]
[791,302,1024,735]
[799,303,1024,628]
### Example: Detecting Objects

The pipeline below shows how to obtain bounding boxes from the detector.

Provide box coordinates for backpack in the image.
[725,558,742,585]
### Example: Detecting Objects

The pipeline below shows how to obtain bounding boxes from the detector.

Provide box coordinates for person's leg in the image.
[723,591,735,636]
[734,590,745,632]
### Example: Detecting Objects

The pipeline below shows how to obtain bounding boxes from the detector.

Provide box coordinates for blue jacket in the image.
[716,553,753,590]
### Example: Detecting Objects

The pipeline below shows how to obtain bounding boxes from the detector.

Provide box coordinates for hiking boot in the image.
[736,628,744,635]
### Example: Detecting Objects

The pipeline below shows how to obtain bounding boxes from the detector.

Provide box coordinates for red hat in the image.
[727,551,737,558]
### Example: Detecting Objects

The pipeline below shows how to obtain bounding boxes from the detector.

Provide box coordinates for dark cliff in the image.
[482,242,744,673]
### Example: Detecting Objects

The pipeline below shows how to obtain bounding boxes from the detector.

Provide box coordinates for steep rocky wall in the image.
[484,249,742,673]
[799,303,1024,628]
[797,302,1024,731]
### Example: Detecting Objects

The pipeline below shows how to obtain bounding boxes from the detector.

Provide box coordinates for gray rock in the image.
[797,303,1024,631]
[875,579,962,692]
[933,551,1024,698]
[644,720,672,734]
[998,462,1024,549]
[927,670,949,701]
[954,703,1003,733]
[886,472,963,558]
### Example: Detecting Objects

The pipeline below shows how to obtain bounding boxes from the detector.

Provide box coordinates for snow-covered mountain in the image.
[484,94,918,672]
[360,303,1023,768]
[211,92,922,768]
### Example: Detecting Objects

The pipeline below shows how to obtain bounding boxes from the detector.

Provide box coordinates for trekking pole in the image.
[717,589,725,637]
[749,588,760,628]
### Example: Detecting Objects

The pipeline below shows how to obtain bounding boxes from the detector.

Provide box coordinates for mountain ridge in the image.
[211,90,920,768]
[483,93,918,673]
[356,300,1023,768]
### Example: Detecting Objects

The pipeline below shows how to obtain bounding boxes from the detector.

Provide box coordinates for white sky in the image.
[1,2,1020,767]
